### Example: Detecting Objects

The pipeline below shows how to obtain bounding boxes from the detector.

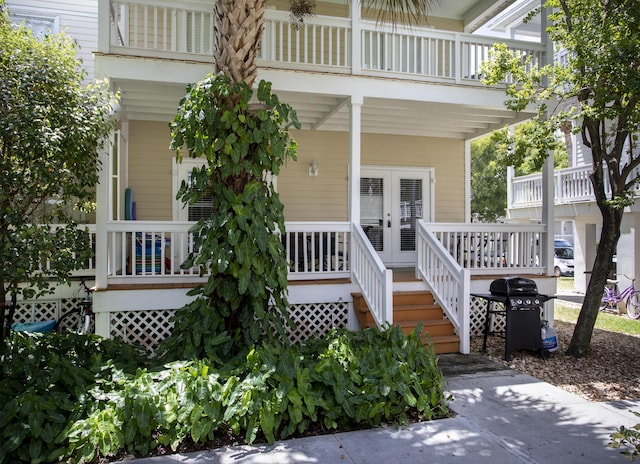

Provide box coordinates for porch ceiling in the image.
[113,79,528,140]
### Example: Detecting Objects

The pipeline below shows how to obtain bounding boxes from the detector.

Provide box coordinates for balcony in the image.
[508,165,640,209]
[100,0,544,86]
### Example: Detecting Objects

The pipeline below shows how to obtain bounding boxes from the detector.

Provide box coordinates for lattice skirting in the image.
[11,298,83,331]
[285,301,349,344]
[109,309,176,351]
[108,301,350,352]
[469,296,552,338]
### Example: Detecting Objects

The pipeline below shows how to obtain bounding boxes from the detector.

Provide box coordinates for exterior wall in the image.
[124,124,466,223]
[6,0,98,82]
[361,134,465,222]
[278,130,350,221]
[277,131,465,222]
[127,120,174,221]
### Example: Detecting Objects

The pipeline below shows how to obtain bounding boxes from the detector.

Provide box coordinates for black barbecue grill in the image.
[472,277,554,361]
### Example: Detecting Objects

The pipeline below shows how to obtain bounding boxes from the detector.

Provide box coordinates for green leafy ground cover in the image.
[0,326,449,463]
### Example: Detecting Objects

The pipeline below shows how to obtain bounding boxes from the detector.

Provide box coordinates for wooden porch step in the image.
[352,291,460,354]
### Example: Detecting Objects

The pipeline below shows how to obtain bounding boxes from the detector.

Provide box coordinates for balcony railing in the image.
[509,165,640,209]
[102,0,544,84]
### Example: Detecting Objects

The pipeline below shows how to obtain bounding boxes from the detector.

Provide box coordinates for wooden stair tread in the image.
[398,319,452,326]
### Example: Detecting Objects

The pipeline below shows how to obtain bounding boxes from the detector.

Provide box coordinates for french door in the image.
[360,167,433,266]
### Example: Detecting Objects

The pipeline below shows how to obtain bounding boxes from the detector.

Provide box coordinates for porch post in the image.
[95,136,110,291]
[348,95,363,224]
[350,0,361,75]
[540,1,555,276]
[464,139,471,222]
[97,0,110,53]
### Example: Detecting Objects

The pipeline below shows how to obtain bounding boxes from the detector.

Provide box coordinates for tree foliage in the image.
[482,0,640,356]
[0,4,115,340]
[159,74,300,362]
[471,121,567,223]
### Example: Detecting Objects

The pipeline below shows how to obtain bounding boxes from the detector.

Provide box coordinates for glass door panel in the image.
[399,178,423,252]
[360,177,385,252]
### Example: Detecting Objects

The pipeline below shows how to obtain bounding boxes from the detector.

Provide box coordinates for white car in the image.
[554,245,574,277]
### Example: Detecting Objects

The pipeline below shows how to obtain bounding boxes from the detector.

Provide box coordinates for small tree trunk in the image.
[566,207,621,356]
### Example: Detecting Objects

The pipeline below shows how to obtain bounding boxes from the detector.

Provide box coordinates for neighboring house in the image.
[496,0,637,296]
[8,0,557,355]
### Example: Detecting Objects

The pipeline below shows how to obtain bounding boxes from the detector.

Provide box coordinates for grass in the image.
[554,301,640,337]
[556,276,575,292]
[554,277,640,336]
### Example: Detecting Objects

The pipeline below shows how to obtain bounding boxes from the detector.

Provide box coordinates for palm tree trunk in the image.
[214,0,266,87]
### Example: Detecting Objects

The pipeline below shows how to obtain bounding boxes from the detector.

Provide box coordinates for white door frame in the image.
[361,166,434,266]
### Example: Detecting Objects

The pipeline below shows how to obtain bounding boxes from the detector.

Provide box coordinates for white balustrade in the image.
[416,222,469,353]
[104,221,350,283]
[104,0,544,84]
[426,223,547,275]
[350,224,393,328]
[282,222,351,280]
[508,165,640,209]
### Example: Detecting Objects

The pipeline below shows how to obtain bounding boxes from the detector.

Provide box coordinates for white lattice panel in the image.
[470,297,506,336]
[110,309,177,351]
[12,299,60,324]
[285,301,349,344]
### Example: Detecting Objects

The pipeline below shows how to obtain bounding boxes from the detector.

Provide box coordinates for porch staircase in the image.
[352,290,460,354]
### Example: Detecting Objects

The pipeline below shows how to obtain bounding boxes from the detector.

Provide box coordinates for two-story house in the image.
[8,0,557,355]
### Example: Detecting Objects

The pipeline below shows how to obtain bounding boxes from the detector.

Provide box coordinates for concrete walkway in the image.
[130,354,640,463]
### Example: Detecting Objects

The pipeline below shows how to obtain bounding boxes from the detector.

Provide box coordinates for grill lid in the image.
[490,276,538,295]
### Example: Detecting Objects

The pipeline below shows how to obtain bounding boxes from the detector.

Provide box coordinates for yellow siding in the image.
[127,121,174,221]
[278,131,465,223]
[126,124,465,223]
[278,131,350,221]
[362,134,465,222]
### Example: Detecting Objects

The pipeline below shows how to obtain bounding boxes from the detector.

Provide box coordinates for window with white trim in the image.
[10,11,59,37]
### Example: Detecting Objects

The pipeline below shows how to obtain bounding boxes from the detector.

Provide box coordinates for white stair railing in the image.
[416,222,470,354]
[350,224,393,329]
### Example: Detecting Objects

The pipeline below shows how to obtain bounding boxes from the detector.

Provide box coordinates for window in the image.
[11,12,59,37]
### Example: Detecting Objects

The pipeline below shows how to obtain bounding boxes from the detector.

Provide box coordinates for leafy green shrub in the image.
[67,326,449,461]
[610,412,640,461]
[0,331,147,463]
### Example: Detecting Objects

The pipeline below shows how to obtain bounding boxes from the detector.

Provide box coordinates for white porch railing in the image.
[426,223,547,275]
[106,221,202,282]
[103,0,544,84]
[350,224,393,329]
[282,222,351,281]
[104,221,351,283]
[416,222,470,354]
[508,165,640,209]
[41,224,96,275]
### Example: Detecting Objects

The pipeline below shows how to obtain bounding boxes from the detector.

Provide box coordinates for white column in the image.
[97,0,110,53]
[541,1,555,276]
[464,139,471,223]
[350,0,361,75]
[95,137,110,290]
[574,221,597,294]
[348,96,363,224]
[617,214,639,290]
[506,165,515,211]
[542,156,555,276]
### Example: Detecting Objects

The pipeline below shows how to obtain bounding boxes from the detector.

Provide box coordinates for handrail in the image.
[426,223,547,275]
[350,223,393,328]
[416,221,470,353]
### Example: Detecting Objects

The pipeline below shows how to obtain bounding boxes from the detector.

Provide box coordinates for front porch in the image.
[14,221,552,353]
